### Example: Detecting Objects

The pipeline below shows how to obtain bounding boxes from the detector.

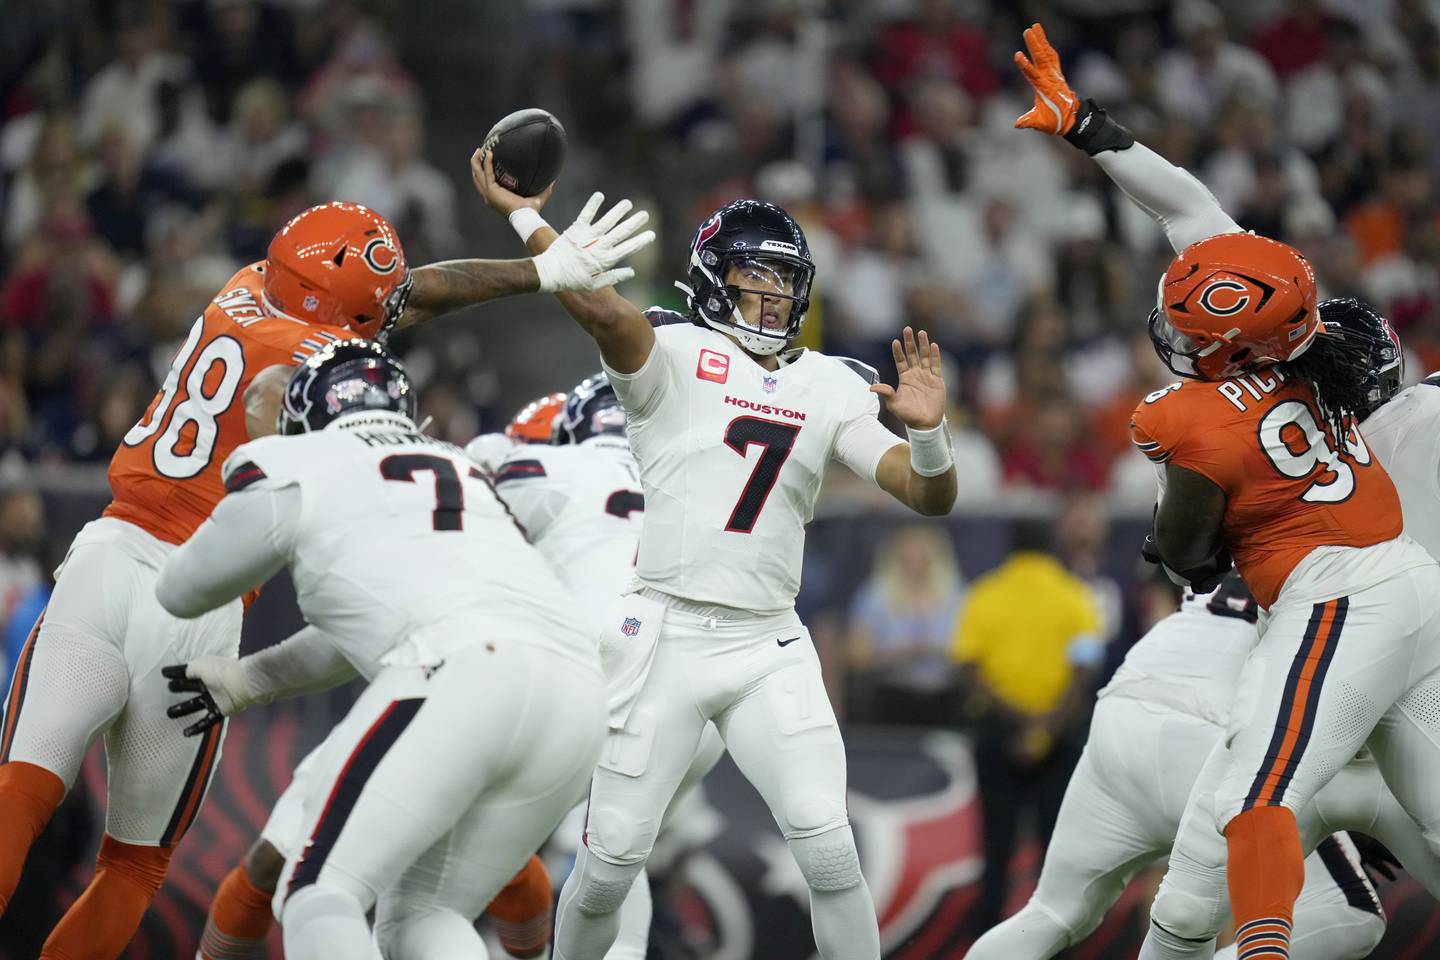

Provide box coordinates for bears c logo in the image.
[1198,279,1251,317]
[362,237,400,275]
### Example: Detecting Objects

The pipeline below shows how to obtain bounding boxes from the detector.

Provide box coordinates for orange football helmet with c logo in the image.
[506,392,567,443]
[263,202,412,341]
[1148,232,1319,380]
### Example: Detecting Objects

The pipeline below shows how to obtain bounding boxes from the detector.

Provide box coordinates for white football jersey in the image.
[1361,377,1440,561]
[605,321,903,612]
[1099,579,1259,725]
[492,435,644,628]
[224,424,592,678]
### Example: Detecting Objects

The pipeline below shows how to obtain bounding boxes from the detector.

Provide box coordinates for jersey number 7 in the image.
[380,454,486,530]
[724,417,801,533]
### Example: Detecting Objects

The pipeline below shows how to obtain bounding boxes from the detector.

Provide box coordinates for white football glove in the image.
[163,655,261,736]
[533,193,656,294]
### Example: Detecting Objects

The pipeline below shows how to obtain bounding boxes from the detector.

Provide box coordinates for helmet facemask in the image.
[682,199,816,357]
[374,270,414,345]
[689,253,813,355]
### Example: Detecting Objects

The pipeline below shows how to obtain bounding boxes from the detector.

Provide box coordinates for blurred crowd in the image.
[543,0,1440,502]
[7,0,1440,495]
[0,0,496,475]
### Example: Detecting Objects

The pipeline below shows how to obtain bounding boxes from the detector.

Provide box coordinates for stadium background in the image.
[3,0,1439,956]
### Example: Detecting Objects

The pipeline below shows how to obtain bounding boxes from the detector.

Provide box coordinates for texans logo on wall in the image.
[14,715,1439,958]
[657,730,982,960]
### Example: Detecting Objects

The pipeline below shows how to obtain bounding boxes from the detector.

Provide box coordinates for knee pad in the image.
[572,846,644,917]
[375,908,484,960]
[780,792,848,839]
[1149,882,1224,944]
[283,884,361,932]
[96,835,172,896]
[586,804,657,866]
[788,825,863,893]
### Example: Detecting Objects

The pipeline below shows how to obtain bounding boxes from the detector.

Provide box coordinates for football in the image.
[483,108,567,197]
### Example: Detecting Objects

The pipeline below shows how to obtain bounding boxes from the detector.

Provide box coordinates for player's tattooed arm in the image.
[873,328,957,516]
[1153,463,1229,580]
[472,149,657,373]
[245,364,292,439]
[394,257,542,330]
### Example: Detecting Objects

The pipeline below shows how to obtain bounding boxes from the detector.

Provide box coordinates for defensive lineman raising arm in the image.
[471,149,957,516]
[1012,22,1240,256]
[1014,22,1241,583]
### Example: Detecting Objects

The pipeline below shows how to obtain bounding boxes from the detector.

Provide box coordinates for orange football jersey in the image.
[105,263,344,545]
[1130,370,1403,608]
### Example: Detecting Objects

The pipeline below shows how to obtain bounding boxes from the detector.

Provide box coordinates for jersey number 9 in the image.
[1259,400,1372,503]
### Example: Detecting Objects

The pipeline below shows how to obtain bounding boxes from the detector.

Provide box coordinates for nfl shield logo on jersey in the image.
[621,617,642,637]
[762,375,778,394]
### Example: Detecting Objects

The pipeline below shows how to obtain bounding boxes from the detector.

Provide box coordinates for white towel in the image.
[597,593,666,731]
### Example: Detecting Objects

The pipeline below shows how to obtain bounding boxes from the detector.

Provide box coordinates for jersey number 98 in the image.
[123,318,246,480]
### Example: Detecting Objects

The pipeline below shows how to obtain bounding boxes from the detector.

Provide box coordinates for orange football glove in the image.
[1013,23,1080,136]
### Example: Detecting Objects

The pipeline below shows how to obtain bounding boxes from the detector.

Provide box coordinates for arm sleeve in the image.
[1094,142,1242,253]
[832,383,903,483]
[602,330,672,417]
[155,485,299,618]
[242,625,360,703]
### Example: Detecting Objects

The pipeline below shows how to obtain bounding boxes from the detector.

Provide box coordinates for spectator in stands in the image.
[0,489,43,648]
[950,518,1105,938]
[872,0,999,138]
[218,78,308,202]
[76,4,187,152]
[846,524,965,726]
[1156,0,1279,128]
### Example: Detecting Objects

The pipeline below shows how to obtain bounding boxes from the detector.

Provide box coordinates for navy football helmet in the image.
[1318,298,1403,418]
[278,338,417,435]
[1203,569,1258,624]
[679,199,814,356]
[553,372,626,445]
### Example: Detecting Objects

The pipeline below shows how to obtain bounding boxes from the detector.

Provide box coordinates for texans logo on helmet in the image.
[695,213,723,251]
[362,237,400,275]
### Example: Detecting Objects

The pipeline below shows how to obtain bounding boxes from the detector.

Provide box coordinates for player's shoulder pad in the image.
[493,445,555,487]
[643,307,692,328]
[833,355,880,386]
[1129,381,1196,463]
[221,435,303,493]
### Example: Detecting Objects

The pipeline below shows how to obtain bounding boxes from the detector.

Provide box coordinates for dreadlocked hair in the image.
[1276,327,1383,444]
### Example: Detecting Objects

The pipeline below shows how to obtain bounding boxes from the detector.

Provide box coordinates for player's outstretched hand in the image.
[1013,22,1080,136]
[162,657,256,737]
[472,146,554,216]
[872,327,946,430]
[533,191,657,293]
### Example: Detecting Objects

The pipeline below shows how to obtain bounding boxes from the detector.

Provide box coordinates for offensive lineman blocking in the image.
[0,196,647,959]
[476,151,957,960]
[157,340,606,960]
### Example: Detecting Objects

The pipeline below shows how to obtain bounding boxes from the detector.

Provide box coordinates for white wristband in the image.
[508,207,548,244]
[906,420,954,477]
